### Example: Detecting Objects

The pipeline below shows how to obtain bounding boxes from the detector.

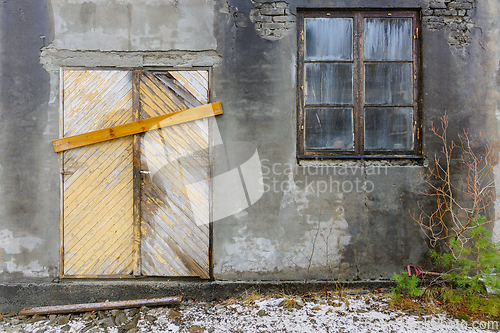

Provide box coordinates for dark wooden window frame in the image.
[297,10,422,159]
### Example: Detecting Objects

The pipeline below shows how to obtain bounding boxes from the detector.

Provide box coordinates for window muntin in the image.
[297,11,420,158]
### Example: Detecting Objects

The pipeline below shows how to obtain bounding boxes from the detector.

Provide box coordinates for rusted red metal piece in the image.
[407,265,442,277]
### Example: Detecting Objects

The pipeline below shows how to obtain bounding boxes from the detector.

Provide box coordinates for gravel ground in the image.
[0,292,496,333]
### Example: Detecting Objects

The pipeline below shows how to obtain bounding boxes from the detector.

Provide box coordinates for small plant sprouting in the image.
[391,271,422,298]
[432,215,500,295]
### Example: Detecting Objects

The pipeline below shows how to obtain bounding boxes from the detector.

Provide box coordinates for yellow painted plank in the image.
[53,102,222,152]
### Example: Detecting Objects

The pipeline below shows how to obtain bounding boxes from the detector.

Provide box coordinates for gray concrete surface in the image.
[0,0,499,313]
[0,280,395,315]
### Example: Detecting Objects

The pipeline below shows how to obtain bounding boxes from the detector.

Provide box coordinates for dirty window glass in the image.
[364,18,412,61]
[298,11,419,158]
[305,108,354,150]
[364,63,413,105]
[305,18,353,61]
[305,63,353,105]
[364,107,413,149]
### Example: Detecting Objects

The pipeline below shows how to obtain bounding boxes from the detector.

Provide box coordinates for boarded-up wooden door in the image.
[61,69,210,278]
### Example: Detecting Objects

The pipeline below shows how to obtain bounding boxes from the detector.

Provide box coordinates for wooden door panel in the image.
[61,69,211,278]
[139,71,210,278]
[62,70,134,276]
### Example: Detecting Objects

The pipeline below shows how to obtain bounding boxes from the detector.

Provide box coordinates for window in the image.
[297,10,421,158]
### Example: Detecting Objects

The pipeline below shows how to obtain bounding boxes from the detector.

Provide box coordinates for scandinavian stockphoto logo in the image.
[422,318,499,331]
[142,111,383,225]
[143,114,265,225]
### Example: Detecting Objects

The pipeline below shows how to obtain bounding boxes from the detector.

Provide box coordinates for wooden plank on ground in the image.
[53,102,223,152]
[18,296,182,316]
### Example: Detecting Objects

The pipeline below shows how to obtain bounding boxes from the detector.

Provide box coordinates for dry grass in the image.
[242,288,265,305]
[389,286,500,321]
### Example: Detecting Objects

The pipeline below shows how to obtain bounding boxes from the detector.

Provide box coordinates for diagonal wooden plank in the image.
[141,199,209,277]
[141,139,209,227]
[64,71,132,135]
[141,220,189,276]
[142,167,209,240]
[64,156,133,244]
[53,102,222,152]
[63,140,133,223]
[140,72,188,118]
[155,73,202,109]
[170,71,209,105]
[69,213,134,275]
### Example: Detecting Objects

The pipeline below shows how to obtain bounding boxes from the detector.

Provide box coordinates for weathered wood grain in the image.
[60,69,212,279]
[62,70,134,276]
[139,71,210,278]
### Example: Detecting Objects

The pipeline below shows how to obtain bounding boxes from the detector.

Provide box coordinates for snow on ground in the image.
[0,293,496,333]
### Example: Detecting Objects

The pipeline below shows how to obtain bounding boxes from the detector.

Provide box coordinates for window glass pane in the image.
[365,63,412,105]
[305,108,353,150]
[305,63,353,105]
[364,18,412,61]
[305,18,353,61]
[364,107,413,150]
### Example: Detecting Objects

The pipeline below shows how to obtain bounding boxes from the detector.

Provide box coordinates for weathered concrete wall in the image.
[0,0,58,281]
[485,0,500,242]
[210,0,499,281]
[0,0,498,288]
[51,0,216,51]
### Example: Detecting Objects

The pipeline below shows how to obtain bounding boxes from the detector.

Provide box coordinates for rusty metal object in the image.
[407,265,442,277]
[18,296,182,316]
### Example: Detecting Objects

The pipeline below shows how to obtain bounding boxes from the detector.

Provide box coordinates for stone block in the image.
[274,2,288,9]
[448,2,473,9]
[260,8,285,16]
[260,3,274,10]
[423,16,445,22]
[466,9,476,16]
[434,9,451,15]
[261,22,286,30]
[429,1,447,9]
[252,15,273,22]
[273,15,295,23]
[424,22,445,29]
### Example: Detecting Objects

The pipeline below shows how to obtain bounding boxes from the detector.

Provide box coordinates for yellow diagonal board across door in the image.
[62,69,134,276]
[140,71,210,278]
[53,102,222,152]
